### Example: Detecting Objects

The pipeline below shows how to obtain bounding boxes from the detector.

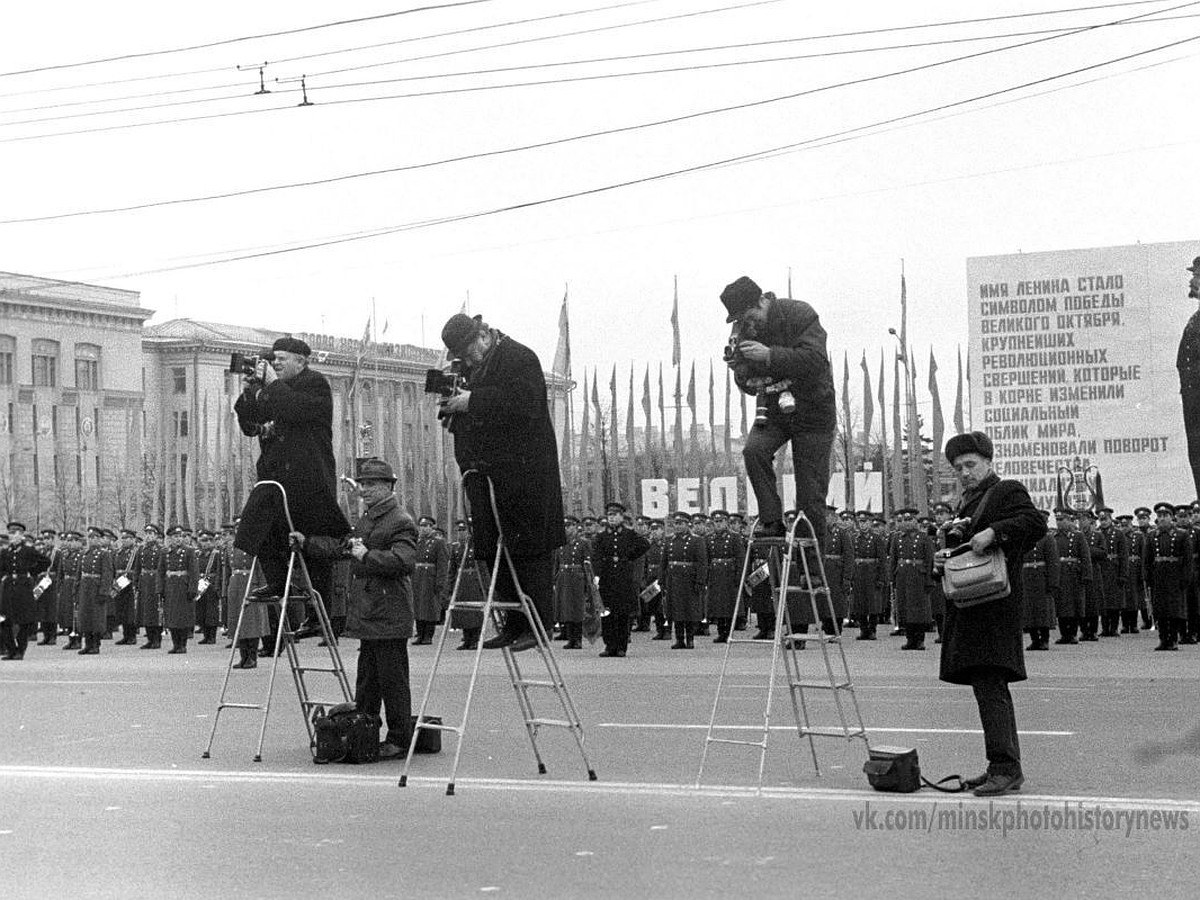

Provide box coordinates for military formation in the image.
[4,498,1198,662]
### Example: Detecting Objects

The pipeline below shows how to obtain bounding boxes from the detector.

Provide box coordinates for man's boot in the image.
[1155,618,1177,651]
[694,621,710,637]
[713,617,731,644]
[198,626,217,645]
[901,623,926,650]
[39,622,57,646]
[563,622,582,650]
[684,622,695,649]
[670,622,687,650]
[64,632,83,651]
[456,627,480,651]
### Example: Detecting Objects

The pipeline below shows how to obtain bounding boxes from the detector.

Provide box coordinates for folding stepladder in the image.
[696,513,870,788]
[201,480,353,762]
[400,471,597,795]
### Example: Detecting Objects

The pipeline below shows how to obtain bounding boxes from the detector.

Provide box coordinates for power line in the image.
[4,0,1189,218]
[0,0,672,102]
[4,0,1190,147]
[0,0,503,79]
[71,29,1200,282]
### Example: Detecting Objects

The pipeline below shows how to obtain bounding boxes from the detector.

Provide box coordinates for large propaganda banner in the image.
[967,239,1198,512]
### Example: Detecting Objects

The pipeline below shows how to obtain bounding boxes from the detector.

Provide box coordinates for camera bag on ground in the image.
[863,746,966,793]
[312,703,381,764]
[410,714,443,754]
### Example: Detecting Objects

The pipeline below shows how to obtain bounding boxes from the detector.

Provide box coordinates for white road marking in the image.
[0,680,145,685]
[0,764,1193,811]
[595,723,1074,736]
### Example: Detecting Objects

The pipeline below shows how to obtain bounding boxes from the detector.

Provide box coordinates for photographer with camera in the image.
[437,313,566,653]
[937,431,1045,796]
[233,337,350,633]
[721,276,836,540]
[293,458,417,759]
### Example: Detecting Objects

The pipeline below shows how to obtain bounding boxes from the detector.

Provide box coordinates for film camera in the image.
[425,361,468,427]
[229,351,266,378]
[723,318,795,426]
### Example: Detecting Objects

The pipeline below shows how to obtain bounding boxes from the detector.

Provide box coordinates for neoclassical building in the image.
[2,271,567,531]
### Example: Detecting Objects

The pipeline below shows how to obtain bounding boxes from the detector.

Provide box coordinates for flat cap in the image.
[945,430,994,462]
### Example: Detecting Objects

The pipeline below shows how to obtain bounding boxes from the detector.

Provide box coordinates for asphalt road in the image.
[3,625,1199,898]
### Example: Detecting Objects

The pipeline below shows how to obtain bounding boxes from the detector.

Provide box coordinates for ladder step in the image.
[792,680,851,690]
[293,666,341,674]
[528,717,578,729]
[451,601,526,611]
[801,726,867,738]
[706,737,768,747]
[515,679,560,689]
[218,702,264,711]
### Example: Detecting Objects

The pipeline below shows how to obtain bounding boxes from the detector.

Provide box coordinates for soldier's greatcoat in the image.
[1021,532,1060,629]
[660,530,708,623]
[412,534,450,624]
[703,530,745,620]
[1053,530,1093,619]
[76,546,114,634]
[890,530,933,626]
[849,528,887,618]
[0,542,50,626]
[159,544,198,630]
[448,539,485,631]
[553,536,591,625]
[1144,526,1193,620]
[133,541,165,628]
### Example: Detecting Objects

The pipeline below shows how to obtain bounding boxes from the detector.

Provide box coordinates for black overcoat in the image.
[592,526,651,615]
[939,473,1046,685]
[234,365,349,553]
[0,543,51,625]
[450,333,565,560]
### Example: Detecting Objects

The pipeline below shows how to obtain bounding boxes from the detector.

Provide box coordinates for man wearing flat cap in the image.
[438,313,566,652]
[234,335,350,633]
[721,276,836,550]
[938,431,1045,797]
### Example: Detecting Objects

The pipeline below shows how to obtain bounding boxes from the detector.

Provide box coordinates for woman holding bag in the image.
[937,431,1047,797]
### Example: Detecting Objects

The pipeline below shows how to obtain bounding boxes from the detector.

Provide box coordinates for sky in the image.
[3,0,1199,425]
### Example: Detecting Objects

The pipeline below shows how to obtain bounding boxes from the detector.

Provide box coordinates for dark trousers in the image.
[1182,388,1200,497]
[602,610,631,652]
[356,638,412,749]
[743,422,834,534]
[483,552,554,636]
[970,668,1021,777]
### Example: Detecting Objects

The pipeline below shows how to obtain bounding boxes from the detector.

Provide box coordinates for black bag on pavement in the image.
[312,703,381,764]
[410,714,443,754]
[863,745,967,793]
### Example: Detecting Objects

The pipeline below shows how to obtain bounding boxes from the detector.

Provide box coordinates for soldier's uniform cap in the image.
[691,513,708,521]
[581,516,598,525]
[895,507,918,516]
[454,519,468,529]
[357,457,396,483]
[1054,507,1076,517]
[564,515,580,525]
[855,510,873,518]
[39,528,57,537]
[1098,506,1114,514]
[6,521,26,531]
[86,525,104,536]
[144,524,163,536]
[167,525,186,536]
[441,313,483,356]
[272,335,311,357]
[1115,514,1133,521]
[672,510,693,522]
[932,501,953,513]
[709,509,728,519]
[1154,502,1176,514]
[119,528,138,538]
[720,276,764,323]
[1175,504,1193,514]
[1134,507,1152,517]
[221,523,237,531]
[650,519,664,527]
[1077,508,1096,518]
[197,529,214,538]
[604,500,626,514]
[418,515,436,526]
[1187,256,1200,273]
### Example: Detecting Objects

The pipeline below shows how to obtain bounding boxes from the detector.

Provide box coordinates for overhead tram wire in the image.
[0,0,503,79]
[3,0,1191,221]
[69,29,1200,283]
[0,0,1170,106]
[1,2,1191,148]
[0,0,673,103]
[1,18,1176,129]
[11,9,1199,125]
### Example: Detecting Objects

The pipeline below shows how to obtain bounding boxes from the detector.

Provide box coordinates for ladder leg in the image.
[500,646,548,775]
[202,560,254,759]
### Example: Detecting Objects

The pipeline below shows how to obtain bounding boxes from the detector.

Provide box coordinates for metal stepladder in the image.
[202,480,353,762]
[400,471,597,795]
[696,513,870,788]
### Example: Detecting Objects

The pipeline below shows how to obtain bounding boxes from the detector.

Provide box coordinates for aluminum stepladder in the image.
[202,480,353,762]
[400,471,597,795]
[696,513,870,788]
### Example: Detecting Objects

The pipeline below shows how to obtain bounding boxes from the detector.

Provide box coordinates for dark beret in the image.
[944,430,994,462]
[720,276,763,323]
[272,335,311,357]
[441,313,482,356]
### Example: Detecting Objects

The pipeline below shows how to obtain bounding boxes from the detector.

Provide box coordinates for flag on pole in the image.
[841,353,851,437]
[671,276,681,367]
[842,353,853,508]
[592,370,604,507]
[878,347,888,514]
[686,362,697,459]
[626,364,637,504]
[860,352,873,443]
[609,364,620,497]
[658,363,667,455]
[723,365,732,469]
[673,366,684,463]
[953,345,965,434]
[891,353,904,511]
[907,344,928,514]
[642,365,652,451]
[580,370,591,510]
[928,348,945,497]
[708,360,716,458]
[899,265,908,353]
[347,315,372,399]
[552,288,571,379]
